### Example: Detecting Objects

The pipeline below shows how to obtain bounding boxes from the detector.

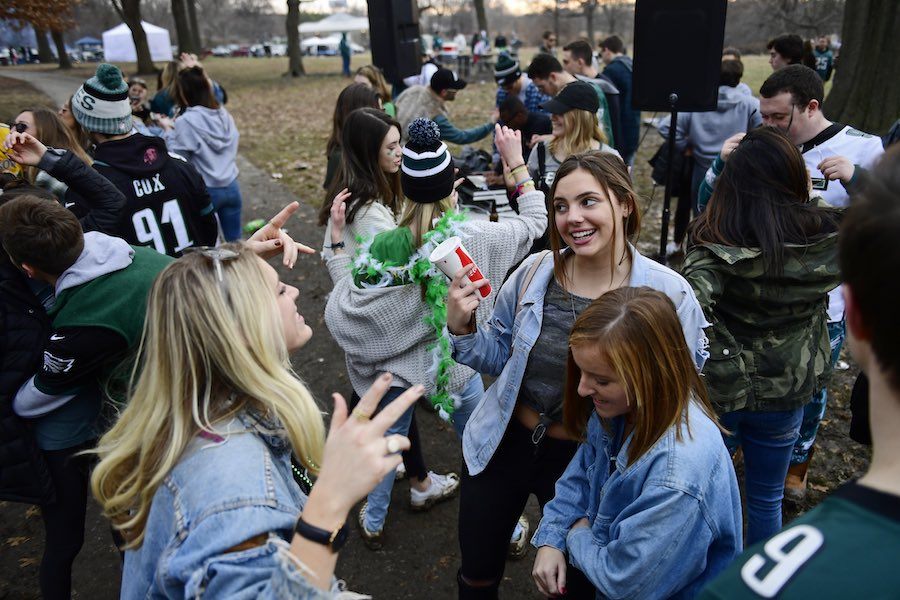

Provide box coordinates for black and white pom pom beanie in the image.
[401,118,455,204]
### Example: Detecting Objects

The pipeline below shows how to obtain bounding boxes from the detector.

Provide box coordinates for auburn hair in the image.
[563,287,721,465]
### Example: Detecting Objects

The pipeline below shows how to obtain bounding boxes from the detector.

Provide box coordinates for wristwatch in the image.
[327,241,345,250]
[293,516,349,552]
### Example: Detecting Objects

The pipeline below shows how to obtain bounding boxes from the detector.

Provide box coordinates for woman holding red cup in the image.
[323,118,547,549]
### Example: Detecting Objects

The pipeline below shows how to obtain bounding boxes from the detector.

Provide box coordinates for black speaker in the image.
[632,0,728,112]
[367,0,421,85]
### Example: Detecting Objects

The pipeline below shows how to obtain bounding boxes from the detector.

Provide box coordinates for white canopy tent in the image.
[102,21,173,62]
[299,13,369,34]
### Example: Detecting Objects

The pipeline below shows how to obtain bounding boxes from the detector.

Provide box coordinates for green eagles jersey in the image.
[699,483,900,599]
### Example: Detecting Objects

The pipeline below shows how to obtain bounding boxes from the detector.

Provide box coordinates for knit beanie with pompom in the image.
[72,63,133,135]
[401,118,455,204]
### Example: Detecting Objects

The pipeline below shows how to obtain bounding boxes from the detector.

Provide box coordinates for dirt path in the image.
[0,70,539,599]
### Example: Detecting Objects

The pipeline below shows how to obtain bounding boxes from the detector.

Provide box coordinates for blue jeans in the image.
[363,386,416,532]
[207,178,243,242]
[451,374,484,439]
[720,407,803,546]
[792,319,846,464]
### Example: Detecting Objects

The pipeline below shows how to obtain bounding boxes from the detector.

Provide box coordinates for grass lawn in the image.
[0,76,57,125]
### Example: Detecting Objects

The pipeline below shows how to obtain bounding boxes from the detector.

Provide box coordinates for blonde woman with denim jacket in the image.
[90,229,422,598]
[532,288,741,599]
[446,152,708,598]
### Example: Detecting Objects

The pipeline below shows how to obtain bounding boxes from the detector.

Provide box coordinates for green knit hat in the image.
[72,63,133,135]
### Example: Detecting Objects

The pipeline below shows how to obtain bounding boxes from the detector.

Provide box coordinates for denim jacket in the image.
[122,412,347,599]
[452,247,709,476]
[533,405,742,599]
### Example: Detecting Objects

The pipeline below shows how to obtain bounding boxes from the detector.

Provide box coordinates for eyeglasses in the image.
[183,246,239,297]
[10,122,27,133]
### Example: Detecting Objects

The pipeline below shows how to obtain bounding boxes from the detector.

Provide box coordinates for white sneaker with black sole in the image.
[410,471,460,511]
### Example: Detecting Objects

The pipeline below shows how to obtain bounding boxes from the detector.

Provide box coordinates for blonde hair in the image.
[548,108,607,159]
[563,287,721,465]
[397,197,456,247]
[90,244,325,548]
[355,64,392,105]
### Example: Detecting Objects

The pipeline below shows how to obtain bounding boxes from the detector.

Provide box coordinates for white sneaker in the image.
[395,462,407,480]
[410,471,460,511]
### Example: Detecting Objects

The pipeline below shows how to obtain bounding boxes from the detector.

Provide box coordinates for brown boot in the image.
[784,448,813,503]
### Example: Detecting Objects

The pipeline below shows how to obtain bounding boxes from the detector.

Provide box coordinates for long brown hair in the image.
[689,127,841,275]
[19,107,93,184]
[354,65,392,107]
[563,287,721,465]
[174,66,220,111]
[547,151,641,286]
[325,83,380,156]
[319,107,403,226]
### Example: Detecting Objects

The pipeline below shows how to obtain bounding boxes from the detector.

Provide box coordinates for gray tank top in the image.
[519,278,593,421]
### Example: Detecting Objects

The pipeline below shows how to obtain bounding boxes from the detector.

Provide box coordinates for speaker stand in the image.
[656,93,679,265]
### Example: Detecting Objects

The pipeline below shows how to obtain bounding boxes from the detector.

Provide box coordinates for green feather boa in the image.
[350,210,468,421]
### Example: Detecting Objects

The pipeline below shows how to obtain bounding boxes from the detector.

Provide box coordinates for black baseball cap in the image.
[430,68,467,93]
[540,80,600,114]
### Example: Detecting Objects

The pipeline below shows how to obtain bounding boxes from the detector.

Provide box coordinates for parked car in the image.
[231,45,251,57]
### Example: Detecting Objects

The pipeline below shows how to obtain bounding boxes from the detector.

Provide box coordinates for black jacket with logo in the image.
[66,133,219,257]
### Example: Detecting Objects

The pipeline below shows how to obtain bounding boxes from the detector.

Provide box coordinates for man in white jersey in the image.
[758,64,884,500]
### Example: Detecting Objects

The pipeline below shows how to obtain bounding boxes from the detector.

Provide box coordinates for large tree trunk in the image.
[473,0,488,38]
[171,0,196,55]
[34,27,54,63]
[584,1,596,43]
[117,0,157,74]
[825,0,899,134]
[187,0,202,51]
[50,29,72,69]
[285,0,305,76]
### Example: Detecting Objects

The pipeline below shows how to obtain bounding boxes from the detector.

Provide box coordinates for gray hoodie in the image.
[164,106,240,188]
[659,85,762,163]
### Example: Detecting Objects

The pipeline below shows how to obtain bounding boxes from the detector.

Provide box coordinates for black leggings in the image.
[458,418,595,599]
[39,441,94,600]
[350,391,427,481]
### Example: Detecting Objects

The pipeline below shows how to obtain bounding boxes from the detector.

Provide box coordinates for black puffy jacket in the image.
[0,261,54,504]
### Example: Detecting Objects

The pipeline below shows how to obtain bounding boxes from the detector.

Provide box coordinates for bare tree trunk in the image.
[187,0,202,50]
[473,0,488,37]
[584,0,596,43]
[112,0,157,75]
[172,0,196,54]
[285,0,305,76]
[825,0,899,134]
[34,27,54,63]
[554,0,561,41]
[50,29,73,69]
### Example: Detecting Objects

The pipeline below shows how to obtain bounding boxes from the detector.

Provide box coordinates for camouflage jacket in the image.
[682,234,840,413]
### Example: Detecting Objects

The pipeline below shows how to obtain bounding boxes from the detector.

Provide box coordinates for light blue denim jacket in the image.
[122,412,343,599]
[452,247,710,476]
[533,405,742,599]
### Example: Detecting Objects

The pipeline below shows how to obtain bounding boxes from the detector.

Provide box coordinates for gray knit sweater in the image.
[324,190,547,398]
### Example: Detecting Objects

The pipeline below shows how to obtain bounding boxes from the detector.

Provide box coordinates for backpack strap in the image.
[516,250,551,315]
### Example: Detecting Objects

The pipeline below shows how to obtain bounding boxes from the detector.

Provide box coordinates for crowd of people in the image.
[0,27,898,600]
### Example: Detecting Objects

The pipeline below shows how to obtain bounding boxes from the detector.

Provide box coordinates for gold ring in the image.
[352,408,372,422]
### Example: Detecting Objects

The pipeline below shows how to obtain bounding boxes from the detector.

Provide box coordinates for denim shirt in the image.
[122,412,342,599]
[452,247,710,476]
[533,405,742,599]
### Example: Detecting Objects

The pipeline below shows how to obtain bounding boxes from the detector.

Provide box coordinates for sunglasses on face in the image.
[10,122,28,133]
